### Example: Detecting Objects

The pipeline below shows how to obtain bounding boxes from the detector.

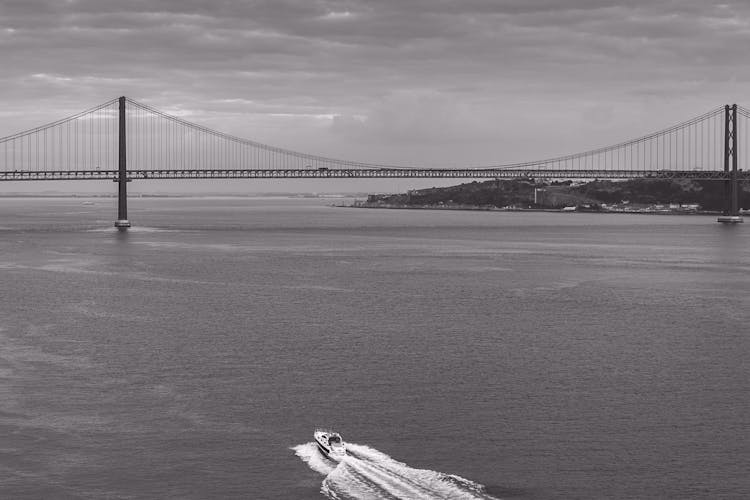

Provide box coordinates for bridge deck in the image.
[0,169,745,181]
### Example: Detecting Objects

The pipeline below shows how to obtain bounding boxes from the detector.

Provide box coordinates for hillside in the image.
[358,178,749,212]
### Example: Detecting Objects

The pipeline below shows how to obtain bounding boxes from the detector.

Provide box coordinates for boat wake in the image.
[293,442,498,499]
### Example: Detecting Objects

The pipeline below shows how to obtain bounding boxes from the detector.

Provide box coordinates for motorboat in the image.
[314,429,347,460]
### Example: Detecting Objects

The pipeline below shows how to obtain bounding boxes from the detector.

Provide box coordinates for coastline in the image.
[339,202,725,216]
[350,178,748,217]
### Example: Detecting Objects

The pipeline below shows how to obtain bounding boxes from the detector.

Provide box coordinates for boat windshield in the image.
[329,435,341,444]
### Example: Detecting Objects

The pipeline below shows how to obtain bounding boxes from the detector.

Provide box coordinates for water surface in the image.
[0,197,748,499]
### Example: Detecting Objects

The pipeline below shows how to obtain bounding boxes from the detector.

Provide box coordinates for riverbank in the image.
[342,200,724,216]
[352,178,749,215]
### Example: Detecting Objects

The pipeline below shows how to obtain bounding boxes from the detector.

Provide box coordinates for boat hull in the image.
[316,441,330,456]
[314,430,347,461]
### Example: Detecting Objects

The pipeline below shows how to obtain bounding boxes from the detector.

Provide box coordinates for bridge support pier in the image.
[114,96,131,230]
[718,104,743,223]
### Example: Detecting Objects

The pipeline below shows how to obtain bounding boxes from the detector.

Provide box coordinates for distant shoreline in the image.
[0,194,732,216]
[340,202,724,216]
[356,178,747,216]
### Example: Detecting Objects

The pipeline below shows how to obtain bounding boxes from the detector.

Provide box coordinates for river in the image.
[0,197,748,499]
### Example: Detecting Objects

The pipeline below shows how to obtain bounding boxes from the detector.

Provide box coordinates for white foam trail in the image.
[292,442,498,500]
[294,442,338,476]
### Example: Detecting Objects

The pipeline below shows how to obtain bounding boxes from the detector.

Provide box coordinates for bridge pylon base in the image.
[114,219,131,231]
[717,215,744,224]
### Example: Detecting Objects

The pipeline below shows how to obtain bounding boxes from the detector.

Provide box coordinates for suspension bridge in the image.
[1,97,747,228]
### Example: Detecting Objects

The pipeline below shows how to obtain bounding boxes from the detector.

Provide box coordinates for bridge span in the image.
[2,168,747,182]
[1,97,747,226]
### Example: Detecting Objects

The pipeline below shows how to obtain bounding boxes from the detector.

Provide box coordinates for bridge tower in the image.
[718,104,743,223]
[114,96,131,230]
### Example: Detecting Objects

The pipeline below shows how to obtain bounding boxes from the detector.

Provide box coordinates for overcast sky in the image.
[1,0,750,192]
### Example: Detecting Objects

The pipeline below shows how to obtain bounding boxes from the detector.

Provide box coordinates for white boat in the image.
[314,429,347,460]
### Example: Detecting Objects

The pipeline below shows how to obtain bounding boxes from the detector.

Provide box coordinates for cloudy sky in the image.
[1,0,750,191]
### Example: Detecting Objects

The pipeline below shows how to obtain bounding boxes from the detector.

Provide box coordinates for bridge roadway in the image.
[1,168,746,181]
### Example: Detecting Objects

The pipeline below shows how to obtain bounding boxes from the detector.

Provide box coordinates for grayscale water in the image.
[0,197,748,499]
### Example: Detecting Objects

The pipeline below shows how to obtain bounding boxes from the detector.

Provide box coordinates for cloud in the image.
[332,90,497,143]
[1,0,750,169]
